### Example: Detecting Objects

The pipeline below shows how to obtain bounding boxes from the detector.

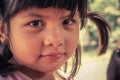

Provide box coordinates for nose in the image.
[43,28,64,47]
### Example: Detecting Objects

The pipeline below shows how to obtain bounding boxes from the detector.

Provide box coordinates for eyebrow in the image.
[23,12,79,19]
[23,13,49,18]
[60,13,79,19]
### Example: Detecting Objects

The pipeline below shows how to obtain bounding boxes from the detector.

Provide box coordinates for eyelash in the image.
[28,20,44,28]
[62,18,76,26]
[27,18,77,29]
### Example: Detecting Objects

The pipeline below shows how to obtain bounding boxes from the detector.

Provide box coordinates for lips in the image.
[40,53,65,61]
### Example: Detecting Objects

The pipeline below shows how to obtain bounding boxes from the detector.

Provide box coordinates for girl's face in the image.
[9,7,80,72]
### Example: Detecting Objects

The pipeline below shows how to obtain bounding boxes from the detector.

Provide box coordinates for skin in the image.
[3,7,80,79]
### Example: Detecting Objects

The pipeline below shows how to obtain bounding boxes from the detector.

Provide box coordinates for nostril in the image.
[51,40,63,47]
[43,37,63,47]
[43,29,64,47]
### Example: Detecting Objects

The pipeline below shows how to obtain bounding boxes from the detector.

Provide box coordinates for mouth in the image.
[40,53,66,61]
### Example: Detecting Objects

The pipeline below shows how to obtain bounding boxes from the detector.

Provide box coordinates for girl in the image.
[0,0,110,80]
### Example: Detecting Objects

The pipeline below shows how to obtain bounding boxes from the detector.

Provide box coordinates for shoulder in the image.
[0,76,6,80]
[56,70,74,80]
[0,71,32,80]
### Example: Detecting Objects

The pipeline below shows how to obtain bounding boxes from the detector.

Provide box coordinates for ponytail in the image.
[87,12,111,55]
[0,0,15,76]
[0,45,14,76]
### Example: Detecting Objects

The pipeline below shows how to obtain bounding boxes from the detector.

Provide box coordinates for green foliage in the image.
[89,0,120,27]
[82,0,120,52]
[111,27,120,42]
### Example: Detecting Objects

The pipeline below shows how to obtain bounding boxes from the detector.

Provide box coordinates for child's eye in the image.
[62,19,75,26]
[29,20,44,28]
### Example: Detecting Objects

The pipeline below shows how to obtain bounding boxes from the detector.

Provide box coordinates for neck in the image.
[9,58,56,80]
[17,66,56,80]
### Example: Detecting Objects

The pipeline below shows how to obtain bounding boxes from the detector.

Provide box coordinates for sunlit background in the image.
[75,0,120,80]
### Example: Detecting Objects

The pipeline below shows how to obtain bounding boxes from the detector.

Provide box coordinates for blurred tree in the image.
[119,0,120,9]
[89,0,120,28]
[82,0,120,52]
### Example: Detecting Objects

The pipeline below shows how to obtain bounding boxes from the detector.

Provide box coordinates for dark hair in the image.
[0,0,110,78]
[107,49,120,80]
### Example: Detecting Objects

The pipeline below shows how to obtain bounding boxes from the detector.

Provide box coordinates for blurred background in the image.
[75,0,120,80]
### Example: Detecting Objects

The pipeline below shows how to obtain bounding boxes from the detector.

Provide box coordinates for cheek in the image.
[65,29,79,56]
[9,35,43,64]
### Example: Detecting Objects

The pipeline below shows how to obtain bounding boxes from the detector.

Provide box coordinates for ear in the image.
[0,20,9,45]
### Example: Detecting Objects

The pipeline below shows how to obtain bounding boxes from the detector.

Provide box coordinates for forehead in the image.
[6,0,82,18]
[12,7,77,18]
[10,0,79,10]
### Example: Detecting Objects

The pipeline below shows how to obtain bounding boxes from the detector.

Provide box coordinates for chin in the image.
[36,66,61,73]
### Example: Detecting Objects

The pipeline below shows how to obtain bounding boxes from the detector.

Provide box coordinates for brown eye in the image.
[62,19,75,26]
[29,20,43,28]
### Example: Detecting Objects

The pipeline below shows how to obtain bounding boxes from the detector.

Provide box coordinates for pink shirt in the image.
[0,71,32,80]
[0,71,73,80]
